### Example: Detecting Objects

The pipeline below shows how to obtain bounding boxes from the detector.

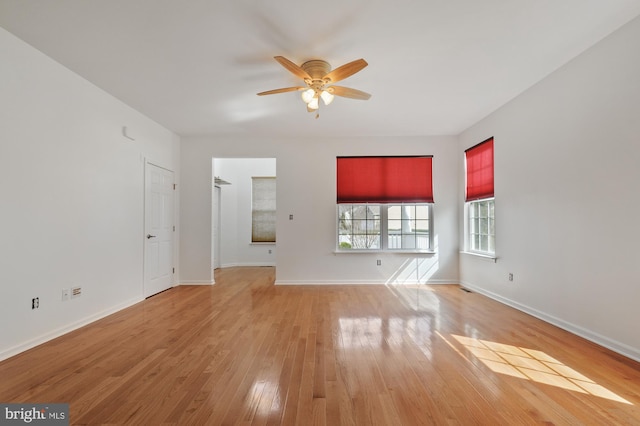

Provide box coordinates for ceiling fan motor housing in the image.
[301,60,331,80]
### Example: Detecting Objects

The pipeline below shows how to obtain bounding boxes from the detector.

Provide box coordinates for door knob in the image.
[147,234,156,239]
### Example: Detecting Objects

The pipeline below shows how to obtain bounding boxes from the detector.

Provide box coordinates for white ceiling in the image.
[2,0,640,138]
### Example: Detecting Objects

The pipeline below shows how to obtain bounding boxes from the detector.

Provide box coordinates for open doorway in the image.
[212,158,276,270]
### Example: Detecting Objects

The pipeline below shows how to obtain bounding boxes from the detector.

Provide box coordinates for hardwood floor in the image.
[1,267,640,425]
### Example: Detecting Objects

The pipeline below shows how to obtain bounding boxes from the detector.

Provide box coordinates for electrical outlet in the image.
[71,286,82,299]
[31,297,39,309]
[268,249,272,254]
[508,273,514,282]
[377,259,382,266]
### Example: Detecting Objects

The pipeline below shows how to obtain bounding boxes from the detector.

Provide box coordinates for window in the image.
[338,204,433,250]
[468,198,494,253]
[338,204,381,249]
[251,177,276,243]
[387,204,431,250]
[465,138,494,255]
[337,156,434,251]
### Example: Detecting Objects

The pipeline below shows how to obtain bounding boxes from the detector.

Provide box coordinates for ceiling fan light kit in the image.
[320,90,334,105]
[257,56,371,118]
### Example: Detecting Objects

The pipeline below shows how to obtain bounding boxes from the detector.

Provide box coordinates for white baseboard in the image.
[179,280,215,285]
[460,281,640,363]
[0,296,144,362]
[221,262,275,268]
[275,279,459,285]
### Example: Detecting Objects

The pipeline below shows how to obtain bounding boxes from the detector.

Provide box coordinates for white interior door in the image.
[144,163,174,297]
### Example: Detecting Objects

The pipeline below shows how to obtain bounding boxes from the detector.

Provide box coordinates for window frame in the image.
[337,203,434,253]
[465,197,495,256]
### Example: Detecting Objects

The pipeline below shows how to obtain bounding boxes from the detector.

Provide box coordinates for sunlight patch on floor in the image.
[450,334,632,405]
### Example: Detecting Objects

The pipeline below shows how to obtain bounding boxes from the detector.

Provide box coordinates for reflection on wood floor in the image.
[1,266,640,425]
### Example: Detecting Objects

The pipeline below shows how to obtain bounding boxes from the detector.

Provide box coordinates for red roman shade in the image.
[336,156,433,203]
[465,137,494,201]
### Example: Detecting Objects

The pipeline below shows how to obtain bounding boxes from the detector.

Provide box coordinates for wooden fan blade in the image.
[257,87,305,96]
[323,59,368,83]
[274,56,312,80]
[327,86,371,100]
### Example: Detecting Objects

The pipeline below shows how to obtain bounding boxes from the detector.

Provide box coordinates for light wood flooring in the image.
[1,267,640,425]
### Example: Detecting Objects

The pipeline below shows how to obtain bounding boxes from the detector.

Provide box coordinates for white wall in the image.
[181,135,459,285]
[213,158,276,268]
[459,16,640,361]
[0,28,180,360]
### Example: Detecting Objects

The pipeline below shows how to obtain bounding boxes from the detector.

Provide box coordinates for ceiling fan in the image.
[257,56,371,118]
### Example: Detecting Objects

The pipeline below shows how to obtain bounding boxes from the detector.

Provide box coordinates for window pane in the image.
[402,234,416,249]
[352,234,379,249]
[352,205,368,219]
[415,205,429,219]
[388,205,401,219]
[415,220,429,231]
[416,231,429,250]
[480,218,488,234]
[388,219,401,232]
[353,219,368,234]
[338,236,352,248]
[370,236,380,249]
[479,202,488,218]
[403,205,416,219]
[339,219,351,234]
[338,205,352,217]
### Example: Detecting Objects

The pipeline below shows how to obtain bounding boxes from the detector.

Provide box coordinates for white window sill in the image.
[334,250,436,255]
[460,251,497,262]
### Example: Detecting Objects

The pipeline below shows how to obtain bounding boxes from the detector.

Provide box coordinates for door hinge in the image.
[173,183,176,190]
[173,267,175,274]
[173,225,175,232]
